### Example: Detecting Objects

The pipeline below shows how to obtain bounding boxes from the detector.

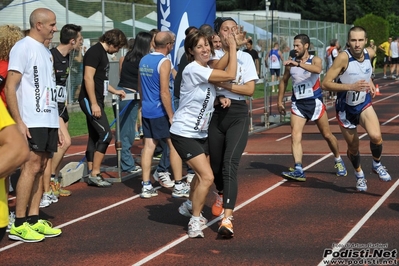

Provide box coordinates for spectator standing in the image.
[389,36,399,79]
[78,29,127,187]
[265,42,283,92]
[0,98,29,241]
[208,17,258,238]
[368,39,377,76]
[138,31,187,198]
[243,39,260,77]
[172,29,237,238]
[5,8,63,242]
[40,24,83,208]
[115,32,152,174]
[378,37,392,79]
[322,26,391,192]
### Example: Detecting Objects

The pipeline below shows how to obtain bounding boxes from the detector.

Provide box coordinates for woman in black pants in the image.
[209,17,258,238]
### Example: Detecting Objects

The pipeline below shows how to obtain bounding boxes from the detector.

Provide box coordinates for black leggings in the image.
[79,98,112,162]
[209,100,249,210]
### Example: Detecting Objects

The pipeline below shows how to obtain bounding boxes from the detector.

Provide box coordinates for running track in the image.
[1,74,399,266]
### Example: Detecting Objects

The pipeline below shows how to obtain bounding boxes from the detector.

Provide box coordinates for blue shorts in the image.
[270,68,280,76]
[142,115,170,140]
[291,98,325,121]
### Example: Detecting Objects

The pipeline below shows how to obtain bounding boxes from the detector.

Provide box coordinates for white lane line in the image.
[132,180,287,266]
[317,178,399,266]
[0,186,159,252]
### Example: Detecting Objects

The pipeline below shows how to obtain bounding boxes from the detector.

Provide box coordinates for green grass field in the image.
[67,80,288,137]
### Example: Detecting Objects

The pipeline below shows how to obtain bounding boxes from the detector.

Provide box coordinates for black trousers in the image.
[209,100,249,210]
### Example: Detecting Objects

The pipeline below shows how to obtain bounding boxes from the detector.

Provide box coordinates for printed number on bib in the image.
[293,82,314,100]
[56,85,67,103]
[46,87,57,109]
[346,91,366,106]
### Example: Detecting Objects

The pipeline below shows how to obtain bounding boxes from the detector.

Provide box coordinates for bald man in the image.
[5,8,62,242]
[137,31,188,199]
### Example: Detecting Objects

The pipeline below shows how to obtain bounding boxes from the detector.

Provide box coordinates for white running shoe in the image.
[153,171,175,188]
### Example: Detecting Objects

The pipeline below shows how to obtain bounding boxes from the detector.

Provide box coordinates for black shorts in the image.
[142,115,170,140]
[170,133,209,161]
[28,127,58,153]
[384,56,390,64]
[391,57,399,64]
[58,103,69,123]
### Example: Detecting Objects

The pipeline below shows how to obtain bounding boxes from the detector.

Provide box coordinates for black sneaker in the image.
[87,174,112,187]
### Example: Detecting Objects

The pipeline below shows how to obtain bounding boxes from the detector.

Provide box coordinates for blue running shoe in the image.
[372,165,391,182]
[282,170,306,182]
[335,160,347,176]
[356,177,367,192]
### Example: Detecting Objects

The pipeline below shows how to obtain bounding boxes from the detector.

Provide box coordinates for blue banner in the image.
[157,0,216,66]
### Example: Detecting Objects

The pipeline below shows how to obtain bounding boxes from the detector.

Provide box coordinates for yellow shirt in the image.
[380,41,391,56]
[0,99,15,228]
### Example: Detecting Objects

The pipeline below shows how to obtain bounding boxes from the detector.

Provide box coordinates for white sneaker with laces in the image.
[179,200,193,217]
[188,217,204,238]
[356,177,367,192]
[7,211,15,232]
[40,193,52,208]
[153,171,175,188]
[184,173,195,183]
[372,164,391,182]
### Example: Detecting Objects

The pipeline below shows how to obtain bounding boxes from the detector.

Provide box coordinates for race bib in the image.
[56,85,67,103]
[103,80,109,96]
[45,87,57,109]
[293,82,314,100]
[346,91,367,106]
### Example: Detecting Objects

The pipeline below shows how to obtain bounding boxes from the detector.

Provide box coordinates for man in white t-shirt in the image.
[5,8,63,242]
[389,36,399,79]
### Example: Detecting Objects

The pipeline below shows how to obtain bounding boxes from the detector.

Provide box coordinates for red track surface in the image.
[1,75,399,266]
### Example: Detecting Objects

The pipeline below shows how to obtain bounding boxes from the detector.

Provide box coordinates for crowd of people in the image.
[0,7,392,243]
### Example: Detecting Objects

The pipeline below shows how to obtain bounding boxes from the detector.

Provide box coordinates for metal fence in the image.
[1,1,351,108]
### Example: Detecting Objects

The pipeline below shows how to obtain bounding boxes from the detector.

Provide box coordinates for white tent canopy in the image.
[121,19,155,32]
[88,11,113,30]
[0,0,112,32]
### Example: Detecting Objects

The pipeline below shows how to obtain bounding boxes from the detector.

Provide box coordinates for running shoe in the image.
[218,216,234,238]
[153,171,175,188]
[50,180,71,197]
[383,75,387,79]
[6,211,15,232]
[87,174,112,187]
[188,217,204,238]
[140,187,158,198]
[30,219,62,237]
[172,182,190,198]
[8,222,45,242]
[135,132,140,141]
[178,200,192,217]
[356,177,367,192]
[211,191,224,216]
[282,169,306,182]
[372,164,391,182]
[126,166,142,174]
[335,160,347,176]
[39,193,52,208]
[184,173,195,183]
